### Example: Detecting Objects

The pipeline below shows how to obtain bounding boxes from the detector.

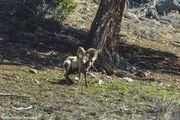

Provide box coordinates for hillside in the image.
[0,0,180,119]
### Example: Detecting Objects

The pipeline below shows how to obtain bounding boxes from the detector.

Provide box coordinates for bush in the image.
[0,0,76,32]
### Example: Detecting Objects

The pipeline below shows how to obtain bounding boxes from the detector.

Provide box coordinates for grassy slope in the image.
[0,65,180,119]
[0,0,180,119]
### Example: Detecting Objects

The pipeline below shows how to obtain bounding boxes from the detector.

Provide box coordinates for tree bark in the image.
[87,0,126,75]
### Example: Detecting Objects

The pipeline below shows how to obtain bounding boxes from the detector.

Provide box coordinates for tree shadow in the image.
[0,0,179,78]
[118,43,180,75]
[0,19,88,69]
[0,0,88,68]
[0,16,179,76]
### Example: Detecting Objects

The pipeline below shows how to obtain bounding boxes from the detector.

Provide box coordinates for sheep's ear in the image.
[87,48,98,62]
[77,47,86,59]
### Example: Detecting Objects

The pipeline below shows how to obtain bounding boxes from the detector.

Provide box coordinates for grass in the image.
[0,65,180,119]
[0,1,180,119]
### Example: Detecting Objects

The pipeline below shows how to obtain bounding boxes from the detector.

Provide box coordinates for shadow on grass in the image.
[118,43,180,75]
[0,19,179,75]
[49,79,74,86]
[0,19,88,68]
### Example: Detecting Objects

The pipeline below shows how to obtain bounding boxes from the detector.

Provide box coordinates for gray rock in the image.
[123,77,134,82]
[124,12,139,21]
[156,0,180,15]
[29,68,38,74]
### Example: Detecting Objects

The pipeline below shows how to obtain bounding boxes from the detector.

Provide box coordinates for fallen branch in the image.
[157,69,180,75]
[135,56,166,60]
[171,41,180,47]
[12,105,33,111]
[0,93,31,98]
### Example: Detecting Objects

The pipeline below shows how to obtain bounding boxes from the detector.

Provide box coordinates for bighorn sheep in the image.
[63,47,98,86]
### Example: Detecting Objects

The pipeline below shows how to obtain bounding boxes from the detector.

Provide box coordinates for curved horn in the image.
[77,47,86,59]
[86,48,98,62]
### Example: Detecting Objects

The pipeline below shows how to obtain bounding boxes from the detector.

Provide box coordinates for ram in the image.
[63,47,98,86]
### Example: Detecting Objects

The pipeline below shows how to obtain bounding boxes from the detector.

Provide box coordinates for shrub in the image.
[0,0,76,32]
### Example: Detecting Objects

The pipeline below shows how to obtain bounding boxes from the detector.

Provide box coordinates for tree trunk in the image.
[87,0,126,75]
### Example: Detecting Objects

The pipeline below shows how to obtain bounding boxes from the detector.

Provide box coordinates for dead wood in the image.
[0,92,31,98]
[12,105,33,111]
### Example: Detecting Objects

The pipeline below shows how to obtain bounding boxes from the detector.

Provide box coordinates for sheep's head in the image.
[77,47,98,64]
[86,48,98,63]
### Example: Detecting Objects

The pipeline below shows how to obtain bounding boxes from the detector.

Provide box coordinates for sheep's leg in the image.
[78,72,82,86]
[64,69,70,83]
[84,72,88,87]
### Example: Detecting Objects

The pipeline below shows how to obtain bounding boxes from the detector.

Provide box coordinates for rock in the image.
[29,68,38,74]
[123,77,134,82]
[124,12,139,21]
[98,79,104,85]
[126,64,137,73]
[156,0,180,15]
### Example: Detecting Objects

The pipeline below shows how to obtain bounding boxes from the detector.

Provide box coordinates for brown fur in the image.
[63,47,98,86]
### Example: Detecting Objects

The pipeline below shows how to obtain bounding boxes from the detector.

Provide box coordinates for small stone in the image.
[123,77,134,82]
[29,69,38,74]
[98,79,104,85]
[124,12,139,21]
